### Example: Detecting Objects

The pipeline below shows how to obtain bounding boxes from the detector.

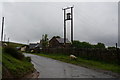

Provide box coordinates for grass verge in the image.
[1,42,35,78]
[0,46,2,79]
[33,53,120,74]
[2,52,35,78]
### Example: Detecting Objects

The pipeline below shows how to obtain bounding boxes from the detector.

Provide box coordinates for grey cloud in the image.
[2,2,118,46]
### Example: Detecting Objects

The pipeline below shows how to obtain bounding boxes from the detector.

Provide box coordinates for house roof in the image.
[29,43,42,49]
[56,38,70,43]
[35,44,42,48]
[29,43,37,49]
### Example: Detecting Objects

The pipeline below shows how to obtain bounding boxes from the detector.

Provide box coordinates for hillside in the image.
[3,42,25,48]
[2,52,35,78]
[2,42,35,78]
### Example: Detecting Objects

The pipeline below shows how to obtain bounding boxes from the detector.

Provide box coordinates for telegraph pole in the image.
[8,37,9,42]
[1,17,4,45]
[71,7,73,43]
[116,43,118,49]
[4,34,6,42]
[116,43,120,64]
[63,9,66,44]
[27,40,29,45]
[62,6,74,44]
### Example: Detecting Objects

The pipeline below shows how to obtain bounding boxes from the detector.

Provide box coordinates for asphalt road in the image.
[24,53,114,78]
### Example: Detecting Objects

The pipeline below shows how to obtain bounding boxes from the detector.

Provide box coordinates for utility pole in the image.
[4,34,6,42]
[62,6,74,44]
[116,43,120,64]
[8,37,9,45]
[71,7,73,43]
[27,40,29,45]
[63,9,66,44]
[1,17,4,46]
[116,43,117,49]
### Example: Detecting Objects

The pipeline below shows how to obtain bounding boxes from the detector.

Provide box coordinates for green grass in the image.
[3,42,24,48]
[0,46,2,77]
[33,53,120,74]
[2,52,34,78]
[2,42,33,78]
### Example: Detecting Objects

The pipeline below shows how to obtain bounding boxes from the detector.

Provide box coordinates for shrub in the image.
[25,57,31,62]
[95,43,105,48]
[108,46,116,50]
[72,40,93,48]
[3,46,25,60]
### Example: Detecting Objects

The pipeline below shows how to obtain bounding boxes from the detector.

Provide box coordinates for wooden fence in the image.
[42,48,120,64]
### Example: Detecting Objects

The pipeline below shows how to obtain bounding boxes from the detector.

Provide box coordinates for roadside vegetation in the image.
[0,46,2,79]
[33,52,120,74]
[3,42,24,48]
[2,42,35,78]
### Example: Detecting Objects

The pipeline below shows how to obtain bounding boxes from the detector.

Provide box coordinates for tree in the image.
[81,42,92,48]
[72,40,80,48]
[53,36,61,38]
[95,43,105,48]
[72,40,92,48]
[108,46,116,49]
[41,34,49,48]
[72,41,106,49]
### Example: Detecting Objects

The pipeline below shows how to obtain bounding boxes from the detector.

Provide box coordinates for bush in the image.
[25,57,31,62]
[108,46,116,50]
[72,40,93,48]
[72,41,106,49]
[95,43,105,48]
[3,46,25,60]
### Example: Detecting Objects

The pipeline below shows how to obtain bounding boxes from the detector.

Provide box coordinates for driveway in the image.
[24,53,114,78]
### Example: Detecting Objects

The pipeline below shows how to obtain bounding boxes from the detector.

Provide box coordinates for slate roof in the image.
[29,43,37,49]
[56,38,70,43]
[35,44,42,48]
[29,43,42,49]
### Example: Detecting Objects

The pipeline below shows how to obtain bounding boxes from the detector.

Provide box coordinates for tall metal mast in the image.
[62,6,74,44]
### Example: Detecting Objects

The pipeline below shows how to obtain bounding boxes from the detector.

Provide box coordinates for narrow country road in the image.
[24,53,114,78]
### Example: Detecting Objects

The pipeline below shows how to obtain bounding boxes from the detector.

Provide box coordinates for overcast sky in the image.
[0,2,118,46]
